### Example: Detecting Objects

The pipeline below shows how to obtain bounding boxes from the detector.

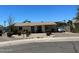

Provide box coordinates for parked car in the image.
[58,27,65,32]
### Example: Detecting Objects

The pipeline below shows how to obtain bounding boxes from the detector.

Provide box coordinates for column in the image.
[28,26,31,32]
[34,26,37,33]
[42,25,45,33]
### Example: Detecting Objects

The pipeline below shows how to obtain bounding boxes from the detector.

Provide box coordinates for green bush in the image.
[46,29,52,36]
[18,31,21,36]
[0,34,2,36]
[7,32,13,37]
[25,30,31,37]
[74,28,79,33]
[13,29,18,35]
[0,30,2,36]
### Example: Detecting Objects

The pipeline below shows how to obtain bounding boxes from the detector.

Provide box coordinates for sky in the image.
[0,5,77,26]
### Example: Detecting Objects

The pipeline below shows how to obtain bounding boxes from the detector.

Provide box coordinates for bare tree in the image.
[7,16,15,32]
[8,16,14,26]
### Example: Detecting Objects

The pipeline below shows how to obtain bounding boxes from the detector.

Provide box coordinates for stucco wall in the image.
[22,26,31,32]
[15,25,57,33]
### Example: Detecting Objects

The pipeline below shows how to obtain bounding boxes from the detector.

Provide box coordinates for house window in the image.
[31,26,35,33]
[37,26,42,33]
[19,26,22,30]
[45,25,51,30]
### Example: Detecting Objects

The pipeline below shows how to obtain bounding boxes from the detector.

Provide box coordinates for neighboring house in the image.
[14,22,57,33]
[0,25,3,30]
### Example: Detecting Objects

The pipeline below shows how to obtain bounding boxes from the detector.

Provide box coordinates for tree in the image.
[23,19,31,23]
[7,16,15,32]
[25,30,30,37]
[71,7,79,32]
[75,7,79,21]
[8,16,14,26]
[67,20,72,26]
[67,20,75,32]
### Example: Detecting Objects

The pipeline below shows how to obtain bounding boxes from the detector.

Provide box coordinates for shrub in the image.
[13,29,18,35]
[0,30,2,36]
[0,34,2,36]
[46,29,52,36]
[74,28,79,33]
[25,30,31,37]
[7,32,13,37]
[18,31,21,36]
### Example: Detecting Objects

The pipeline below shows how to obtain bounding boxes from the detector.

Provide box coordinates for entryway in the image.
[37,26,42,33]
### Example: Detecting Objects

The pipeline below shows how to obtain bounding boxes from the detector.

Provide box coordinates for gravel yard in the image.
[0,32,79,42]
[12,32,79,39]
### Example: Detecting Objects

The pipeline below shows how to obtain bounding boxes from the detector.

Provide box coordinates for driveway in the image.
[53,32,79,37]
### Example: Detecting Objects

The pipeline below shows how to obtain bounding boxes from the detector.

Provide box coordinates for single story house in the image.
[14,22,57,33]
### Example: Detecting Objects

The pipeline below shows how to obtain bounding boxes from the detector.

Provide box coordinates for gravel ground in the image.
[12,32,79,39]
[0,32,79,42]
[0,33,18,42]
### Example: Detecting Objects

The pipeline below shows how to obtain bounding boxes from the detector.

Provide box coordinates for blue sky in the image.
[0,5,77,26]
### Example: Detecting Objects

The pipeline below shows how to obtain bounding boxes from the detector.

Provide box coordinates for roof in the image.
[72,19,79,23]
[14,22,57,26]
[74,21,79,23]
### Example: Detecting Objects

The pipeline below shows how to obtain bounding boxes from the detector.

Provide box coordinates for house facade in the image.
[14,22,57,33]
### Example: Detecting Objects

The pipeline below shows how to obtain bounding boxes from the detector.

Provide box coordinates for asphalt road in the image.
[0,32,79,53]
[0,40,79,53]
